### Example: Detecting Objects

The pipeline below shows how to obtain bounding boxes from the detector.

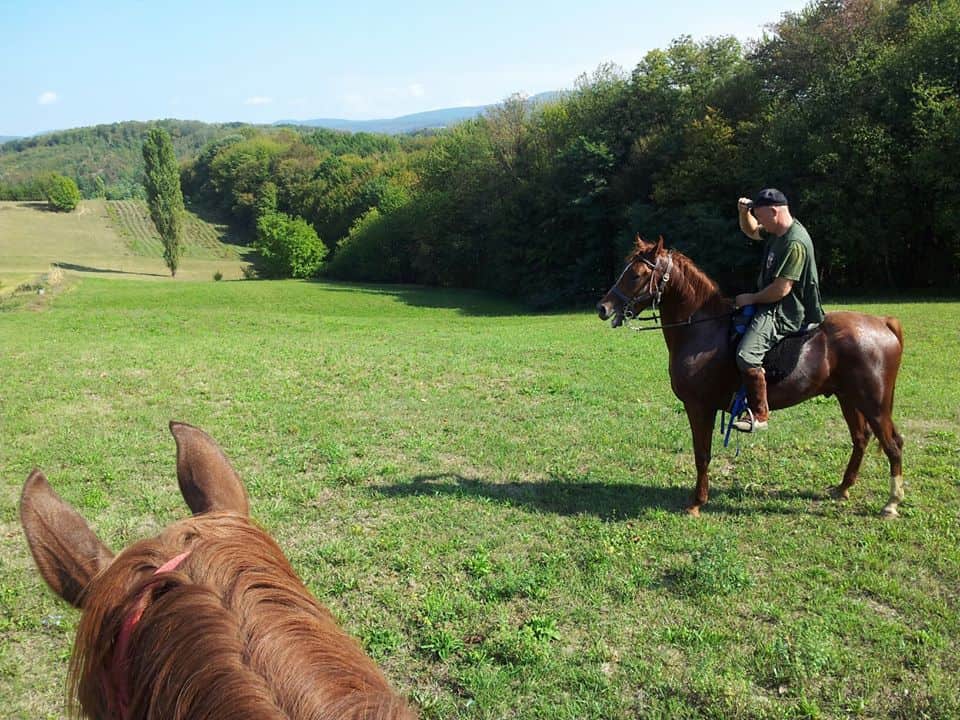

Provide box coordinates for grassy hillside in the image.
[0,200,253,292]
[105,199,245,260]
[0,120,254,198]
[1,277,957,719]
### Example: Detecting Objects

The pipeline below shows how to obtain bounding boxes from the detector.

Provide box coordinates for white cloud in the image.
[408,83,425,98]
[38,91,58,105]
[244,96,273,105]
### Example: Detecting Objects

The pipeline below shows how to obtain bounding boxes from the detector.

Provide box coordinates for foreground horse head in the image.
[20,421,416,720]
[596,235,667,327]
[597,238,905,518]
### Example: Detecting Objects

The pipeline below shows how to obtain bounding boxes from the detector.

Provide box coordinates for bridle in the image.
[609,252,674,316]
[606,251,734,331]
[104,550,192,720]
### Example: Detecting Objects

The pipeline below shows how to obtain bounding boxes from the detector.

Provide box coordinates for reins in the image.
[625,310,734,332]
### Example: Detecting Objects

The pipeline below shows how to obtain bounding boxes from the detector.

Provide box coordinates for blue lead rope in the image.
[719,304,756,456]
[720,387,749,455]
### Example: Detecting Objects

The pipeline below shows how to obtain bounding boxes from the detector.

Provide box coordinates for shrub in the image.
[254,211,327,278]
[45,174,81,212]
[326,205,413,282]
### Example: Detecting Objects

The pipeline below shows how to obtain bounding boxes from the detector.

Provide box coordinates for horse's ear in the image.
[635,233,654,252]
[169,421,249,516]
[20,470,114,608]
[655,236,665,255]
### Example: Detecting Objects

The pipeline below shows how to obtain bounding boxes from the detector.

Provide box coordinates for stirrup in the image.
[732,408,768,433]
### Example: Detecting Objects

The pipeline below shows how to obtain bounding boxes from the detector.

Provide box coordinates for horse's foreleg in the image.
[831,396,872,501]
[684,404,716,517]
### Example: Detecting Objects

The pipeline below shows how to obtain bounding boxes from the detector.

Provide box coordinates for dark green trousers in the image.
[736,306,785,371]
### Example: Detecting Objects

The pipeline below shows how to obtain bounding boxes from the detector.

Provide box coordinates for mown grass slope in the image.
[1,279,957,719]
[0,200,252,292]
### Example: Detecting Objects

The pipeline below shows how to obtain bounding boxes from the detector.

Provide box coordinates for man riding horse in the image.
[732,188,825,432]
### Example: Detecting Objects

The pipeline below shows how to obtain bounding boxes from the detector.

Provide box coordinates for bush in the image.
[254,211,327,278]
[45,174,81,212]
[326,205,414,282]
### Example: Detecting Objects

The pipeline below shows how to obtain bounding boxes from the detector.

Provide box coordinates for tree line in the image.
[184,0,960,301]
[0,120,254,200]
[5,0,958,301]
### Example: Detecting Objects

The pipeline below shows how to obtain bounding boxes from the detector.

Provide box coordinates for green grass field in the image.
[1,270,958,714]
[0,200,252,293]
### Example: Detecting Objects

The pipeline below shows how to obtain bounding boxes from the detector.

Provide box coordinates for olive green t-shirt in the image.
[758,219,825,333]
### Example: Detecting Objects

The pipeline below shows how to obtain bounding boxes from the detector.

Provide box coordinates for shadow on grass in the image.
[310,281,531,318]
[14,201,56,212]
[373,473,688,519]
[372,473,853,519]
[54,261,167,278]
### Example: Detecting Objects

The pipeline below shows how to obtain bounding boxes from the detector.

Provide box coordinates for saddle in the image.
[761,324,821,383]
[730,306,821,384]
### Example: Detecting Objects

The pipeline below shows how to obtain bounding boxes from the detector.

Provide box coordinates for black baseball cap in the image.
[751,188,788,207]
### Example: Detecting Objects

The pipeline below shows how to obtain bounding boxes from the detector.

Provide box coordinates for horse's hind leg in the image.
[831,396,872,501]
[867,414,904,518]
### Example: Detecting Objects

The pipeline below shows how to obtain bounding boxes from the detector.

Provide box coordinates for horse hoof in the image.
[684,506,701,518]
[881,504,899,519]
[828,486,850,501]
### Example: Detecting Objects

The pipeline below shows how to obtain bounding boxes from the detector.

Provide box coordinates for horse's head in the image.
[20,422,415,720]
[597,234,668,327]
[20,421,248,610]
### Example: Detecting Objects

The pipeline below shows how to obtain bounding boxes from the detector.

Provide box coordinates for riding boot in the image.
[733,367,769,432]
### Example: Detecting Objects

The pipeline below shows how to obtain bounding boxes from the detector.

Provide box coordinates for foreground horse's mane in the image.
[629,244,727,312]
[72,513,407,720]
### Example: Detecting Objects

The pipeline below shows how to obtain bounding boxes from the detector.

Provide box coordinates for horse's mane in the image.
[71,513,412,720]
[629,245,730,314]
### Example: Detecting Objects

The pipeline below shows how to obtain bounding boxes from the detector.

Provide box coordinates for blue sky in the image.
[3,0,812,137]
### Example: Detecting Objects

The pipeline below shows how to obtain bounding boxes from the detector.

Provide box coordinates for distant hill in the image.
[0,136,21,145]
[276,92,562,134]
[0,94,563,199]
[0,120,256,199]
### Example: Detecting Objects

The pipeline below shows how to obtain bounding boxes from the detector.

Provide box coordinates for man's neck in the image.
[772,214,794,237]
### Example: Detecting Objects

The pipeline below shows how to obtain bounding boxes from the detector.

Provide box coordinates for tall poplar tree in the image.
[142,128,185,276]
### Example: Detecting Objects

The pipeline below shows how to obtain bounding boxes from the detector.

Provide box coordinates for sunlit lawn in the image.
[1,277,958,719]
[0,200,252,294]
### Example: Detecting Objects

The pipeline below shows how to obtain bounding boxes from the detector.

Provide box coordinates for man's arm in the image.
[738,197,762,241]
[735,277,794,309]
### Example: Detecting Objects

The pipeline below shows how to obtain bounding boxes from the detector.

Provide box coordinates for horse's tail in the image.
[884,316,904,350]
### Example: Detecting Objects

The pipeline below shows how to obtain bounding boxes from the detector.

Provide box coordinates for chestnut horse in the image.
[597,236,905,518]
[20,421,416,720]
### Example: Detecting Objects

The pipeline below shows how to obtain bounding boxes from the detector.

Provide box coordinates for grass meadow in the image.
[1,272,958,718]
[0,200,252,293]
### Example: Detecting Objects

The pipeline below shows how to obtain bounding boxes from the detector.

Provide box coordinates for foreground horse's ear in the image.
[655,236,665,254]
[170,421,249,516]
[20,470,114,608]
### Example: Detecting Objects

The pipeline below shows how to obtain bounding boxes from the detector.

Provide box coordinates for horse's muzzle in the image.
[596,301,623,328]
